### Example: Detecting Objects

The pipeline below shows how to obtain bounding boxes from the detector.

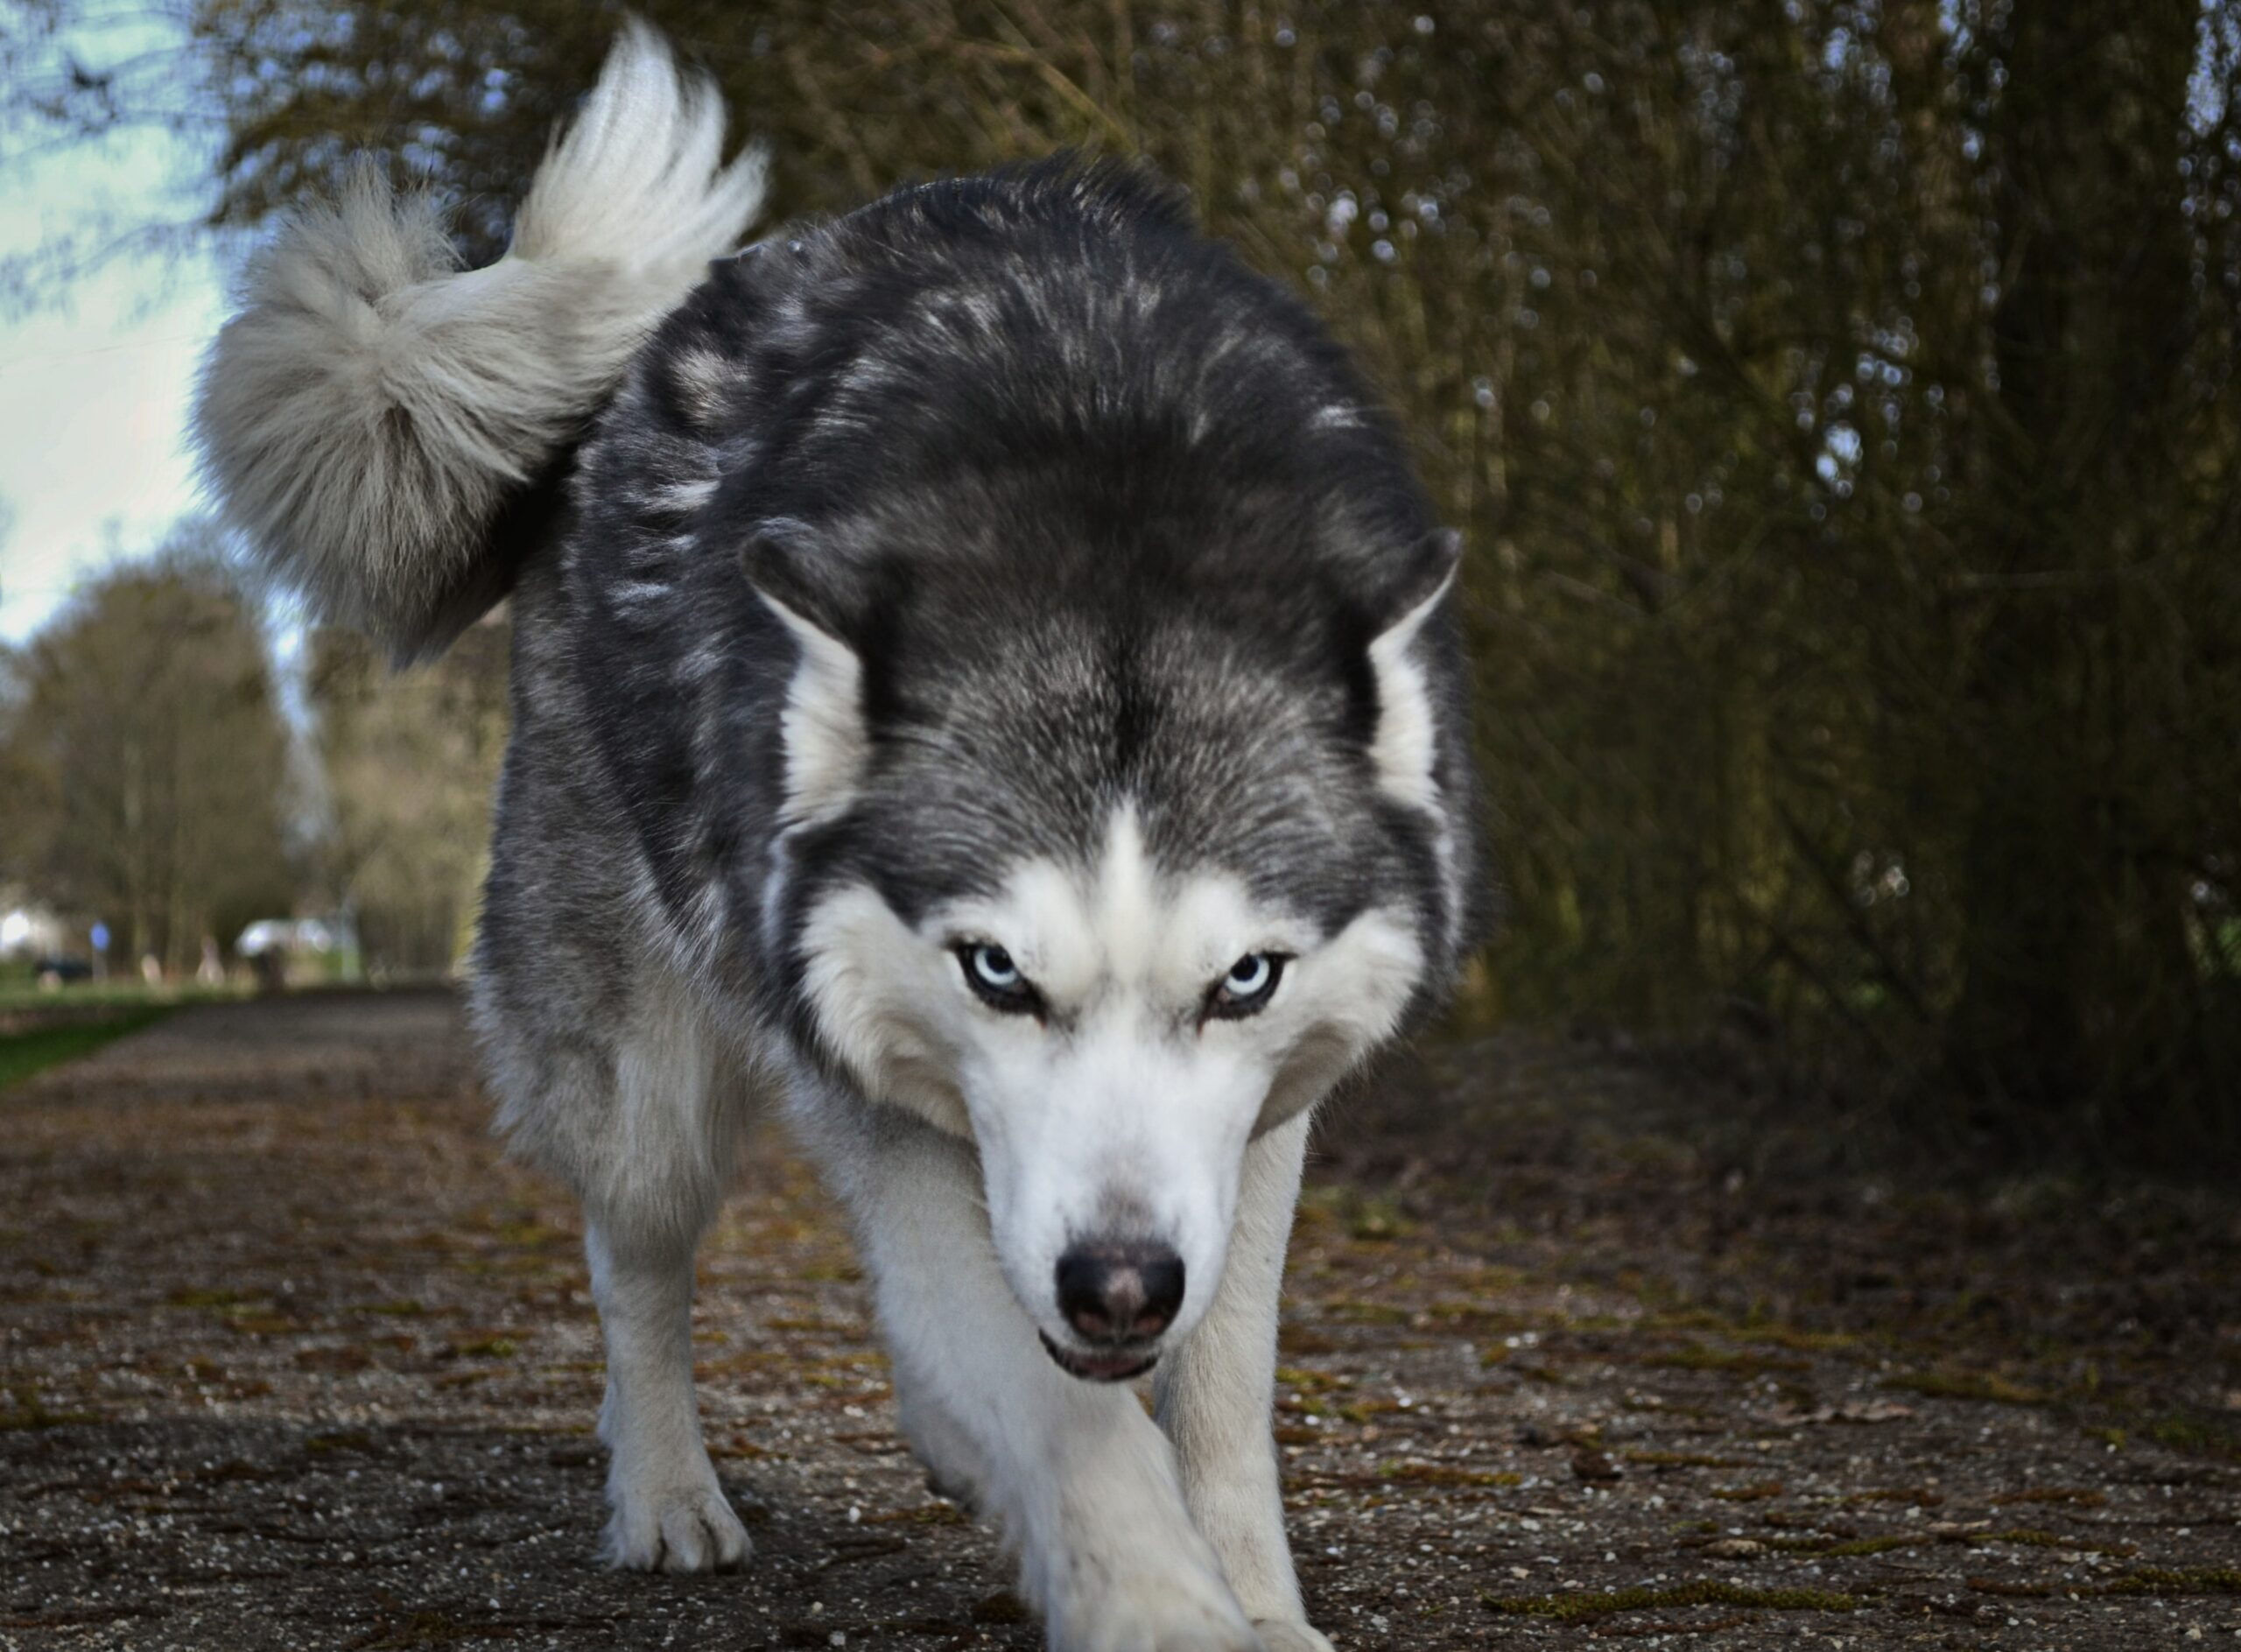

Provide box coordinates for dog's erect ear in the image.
[1373,528,1463,629]
[1365,530,1461,812]
[741,517,864,641]
[744,525,869,825]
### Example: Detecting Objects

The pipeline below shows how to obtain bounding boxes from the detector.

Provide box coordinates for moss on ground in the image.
[1883,1368,2048,1405]
[1482,1580,1872,1620]
[0,1397,100,1430]
[1645,1342,1809,1376]
[2090,1566,2241,1598]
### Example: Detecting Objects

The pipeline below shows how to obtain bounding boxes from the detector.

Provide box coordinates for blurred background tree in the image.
[303,619,510,977]
[0,530,297,970]
[4,0,2237,1163]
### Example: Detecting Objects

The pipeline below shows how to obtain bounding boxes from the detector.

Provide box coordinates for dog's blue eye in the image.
[970,945,1019,988]
[958,943,1039,1012]
[1208,953,1286,1019]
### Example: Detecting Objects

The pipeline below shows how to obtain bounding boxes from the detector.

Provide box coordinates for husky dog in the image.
[197,25,1479,1652]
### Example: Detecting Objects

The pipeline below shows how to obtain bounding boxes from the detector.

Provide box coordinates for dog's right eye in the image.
[957,943,1040,1014]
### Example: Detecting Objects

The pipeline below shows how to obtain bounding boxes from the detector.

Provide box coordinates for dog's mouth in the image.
[1038,1331,1159,1383]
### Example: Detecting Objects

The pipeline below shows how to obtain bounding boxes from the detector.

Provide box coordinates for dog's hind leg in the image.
[808,1099,1261,1652]
[1155,1111,1332,1652]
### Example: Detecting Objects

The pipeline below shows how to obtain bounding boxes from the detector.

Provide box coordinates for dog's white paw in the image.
[1253,1622,1336,1652]
[601,1476,750,1572]
[1050,1564,1262,1652]
[897,1382,988,1514]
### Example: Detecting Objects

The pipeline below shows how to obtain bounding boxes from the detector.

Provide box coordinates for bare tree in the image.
[3,528,297,971]
[304,619,509,976]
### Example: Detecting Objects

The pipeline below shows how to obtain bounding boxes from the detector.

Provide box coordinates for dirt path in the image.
[2,993,2235,1650]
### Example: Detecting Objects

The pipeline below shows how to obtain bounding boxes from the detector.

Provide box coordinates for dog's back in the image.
[502,153,1472,968]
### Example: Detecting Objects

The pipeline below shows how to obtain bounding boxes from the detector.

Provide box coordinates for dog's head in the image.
[746,498,1472,1378]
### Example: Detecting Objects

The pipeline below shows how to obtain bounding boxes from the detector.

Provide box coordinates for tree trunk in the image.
[1950,1,2203,1122]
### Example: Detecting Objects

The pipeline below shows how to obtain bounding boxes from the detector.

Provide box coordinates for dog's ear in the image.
[1373,528,1462,629]
[743,524,869,825]
[741,517,862,639]
[1365,529,1461,812]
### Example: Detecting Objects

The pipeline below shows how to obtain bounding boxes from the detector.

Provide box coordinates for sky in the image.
[0,17,227,649]
[0,246,227,647]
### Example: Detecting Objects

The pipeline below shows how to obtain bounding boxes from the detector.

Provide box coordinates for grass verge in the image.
[0,1007,172,1090]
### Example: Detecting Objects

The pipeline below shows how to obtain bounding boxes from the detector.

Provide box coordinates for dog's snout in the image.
[1055,1241,1184,1343]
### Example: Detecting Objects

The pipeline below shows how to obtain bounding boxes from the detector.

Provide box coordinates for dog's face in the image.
[751,502,1467,1378]
[796,803,1425,1374]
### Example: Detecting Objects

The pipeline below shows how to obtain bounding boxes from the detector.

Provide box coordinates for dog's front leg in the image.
[586,1220,749,1571]
[830,1109,1263,1652]
[1155,1112,1332,1652]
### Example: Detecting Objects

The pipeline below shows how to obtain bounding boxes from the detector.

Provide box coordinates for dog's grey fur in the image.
[198,28,1480,1652]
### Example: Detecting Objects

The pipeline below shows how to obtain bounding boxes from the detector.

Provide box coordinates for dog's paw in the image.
[601,1478,751,1572]
[924,1463,981,1512]
[1050,1565,1262,1652]
[1253,1622,1336,1652]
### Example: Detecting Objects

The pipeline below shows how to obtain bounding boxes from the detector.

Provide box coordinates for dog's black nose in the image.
[1055,1241,1184,1343]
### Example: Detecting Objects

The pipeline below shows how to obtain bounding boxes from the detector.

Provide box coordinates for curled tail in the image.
[195,22,766,657]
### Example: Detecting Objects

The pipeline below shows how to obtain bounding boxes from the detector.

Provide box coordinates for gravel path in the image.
[2,992,2235,1649]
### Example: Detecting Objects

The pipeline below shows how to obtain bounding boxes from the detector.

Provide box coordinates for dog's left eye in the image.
[1206,953,1287,1019]
[957,943,1041,1014]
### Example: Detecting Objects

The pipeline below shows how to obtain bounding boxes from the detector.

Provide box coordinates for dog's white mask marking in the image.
[798,805,1423,1363]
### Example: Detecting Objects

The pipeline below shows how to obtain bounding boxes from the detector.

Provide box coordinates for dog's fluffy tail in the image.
[195,22,766,657]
